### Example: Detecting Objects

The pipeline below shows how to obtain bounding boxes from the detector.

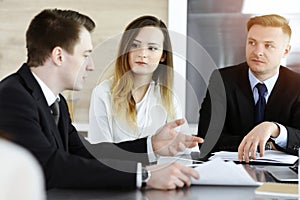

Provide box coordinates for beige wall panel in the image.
[0,0,168,123]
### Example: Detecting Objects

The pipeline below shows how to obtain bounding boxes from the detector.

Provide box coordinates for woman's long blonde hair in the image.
[111,15,175,127]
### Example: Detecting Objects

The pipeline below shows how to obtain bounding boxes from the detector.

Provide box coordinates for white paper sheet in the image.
[209,150,298,165]
[191,158,261,186]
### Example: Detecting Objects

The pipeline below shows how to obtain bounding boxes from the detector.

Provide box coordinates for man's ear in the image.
[51,46,63,66]
[283,44,291,57]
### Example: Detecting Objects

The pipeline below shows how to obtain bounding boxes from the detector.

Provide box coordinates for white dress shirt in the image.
[32,72,59,106]
[248,69,287,148]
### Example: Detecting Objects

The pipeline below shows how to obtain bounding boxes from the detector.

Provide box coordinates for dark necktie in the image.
[50,100,60,125]
[254,83,267,125]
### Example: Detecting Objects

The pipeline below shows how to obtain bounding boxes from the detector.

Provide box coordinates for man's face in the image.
[62,27,94,91]
[246,24,291,81]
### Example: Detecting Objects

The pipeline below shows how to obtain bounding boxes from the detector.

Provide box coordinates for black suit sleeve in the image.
[59,97,149,164]
[284,91,300,156]
[286,126,300,155]
[197,69,228,153]
[0,74,142,189]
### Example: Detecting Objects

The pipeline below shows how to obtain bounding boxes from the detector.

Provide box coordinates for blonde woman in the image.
[88,15,186,143]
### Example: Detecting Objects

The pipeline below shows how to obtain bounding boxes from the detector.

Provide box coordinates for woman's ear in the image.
[51,46,63,66]
[160,52,166,62]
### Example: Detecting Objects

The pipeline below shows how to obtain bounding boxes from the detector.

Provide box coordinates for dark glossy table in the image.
[47,164,298,200]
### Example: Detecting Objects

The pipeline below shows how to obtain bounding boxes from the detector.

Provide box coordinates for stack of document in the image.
[209,150,298,165]
[255,182,298,198]
[191,158,261,186]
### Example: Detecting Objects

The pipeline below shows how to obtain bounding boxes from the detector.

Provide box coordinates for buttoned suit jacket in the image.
[0,64,149,189]
[198,62,300,155]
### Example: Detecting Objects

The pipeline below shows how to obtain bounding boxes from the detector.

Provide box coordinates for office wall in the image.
[0,0,168,123]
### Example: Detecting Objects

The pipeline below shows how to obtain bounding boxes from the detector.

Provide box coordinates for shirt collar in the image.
[248,69,279,94]
[31,72,60,106]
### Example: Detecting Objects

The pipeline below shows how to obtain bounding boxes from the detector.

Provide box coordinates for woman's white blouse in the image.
[88,79,184,143]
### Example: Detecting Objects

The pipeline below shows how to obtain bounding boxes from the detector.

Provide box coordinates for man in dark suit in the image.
[198,14,300,162]
[0,9,203,190]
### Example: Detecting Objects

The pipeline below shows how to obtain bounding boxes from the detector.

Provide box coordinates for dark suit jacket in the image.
[198,62,300,155]
[0,64,149,189]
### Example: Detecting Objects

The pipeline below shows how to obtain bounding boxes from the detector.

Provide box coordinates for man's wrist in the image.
[142,167,151,187]
[270,122,288,148]
[270,122,280,138]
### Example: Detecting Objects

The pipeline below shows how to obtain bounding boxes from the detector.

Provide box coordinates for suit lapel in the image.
[17,64,65,150]
[234,65,255,127]
[41,100,65,149]
[265,67,288,119]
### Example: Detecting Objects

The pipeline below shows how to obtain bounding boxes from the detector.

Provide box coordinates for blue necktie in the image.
[254,83,267,125]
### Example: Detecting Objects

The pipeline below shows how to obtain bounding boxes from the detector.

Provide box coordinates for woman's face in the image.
[128,26,165,76]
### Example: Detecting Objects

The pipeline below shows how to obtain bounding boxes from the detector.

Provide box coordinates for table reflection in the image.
[242,164,276,183]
